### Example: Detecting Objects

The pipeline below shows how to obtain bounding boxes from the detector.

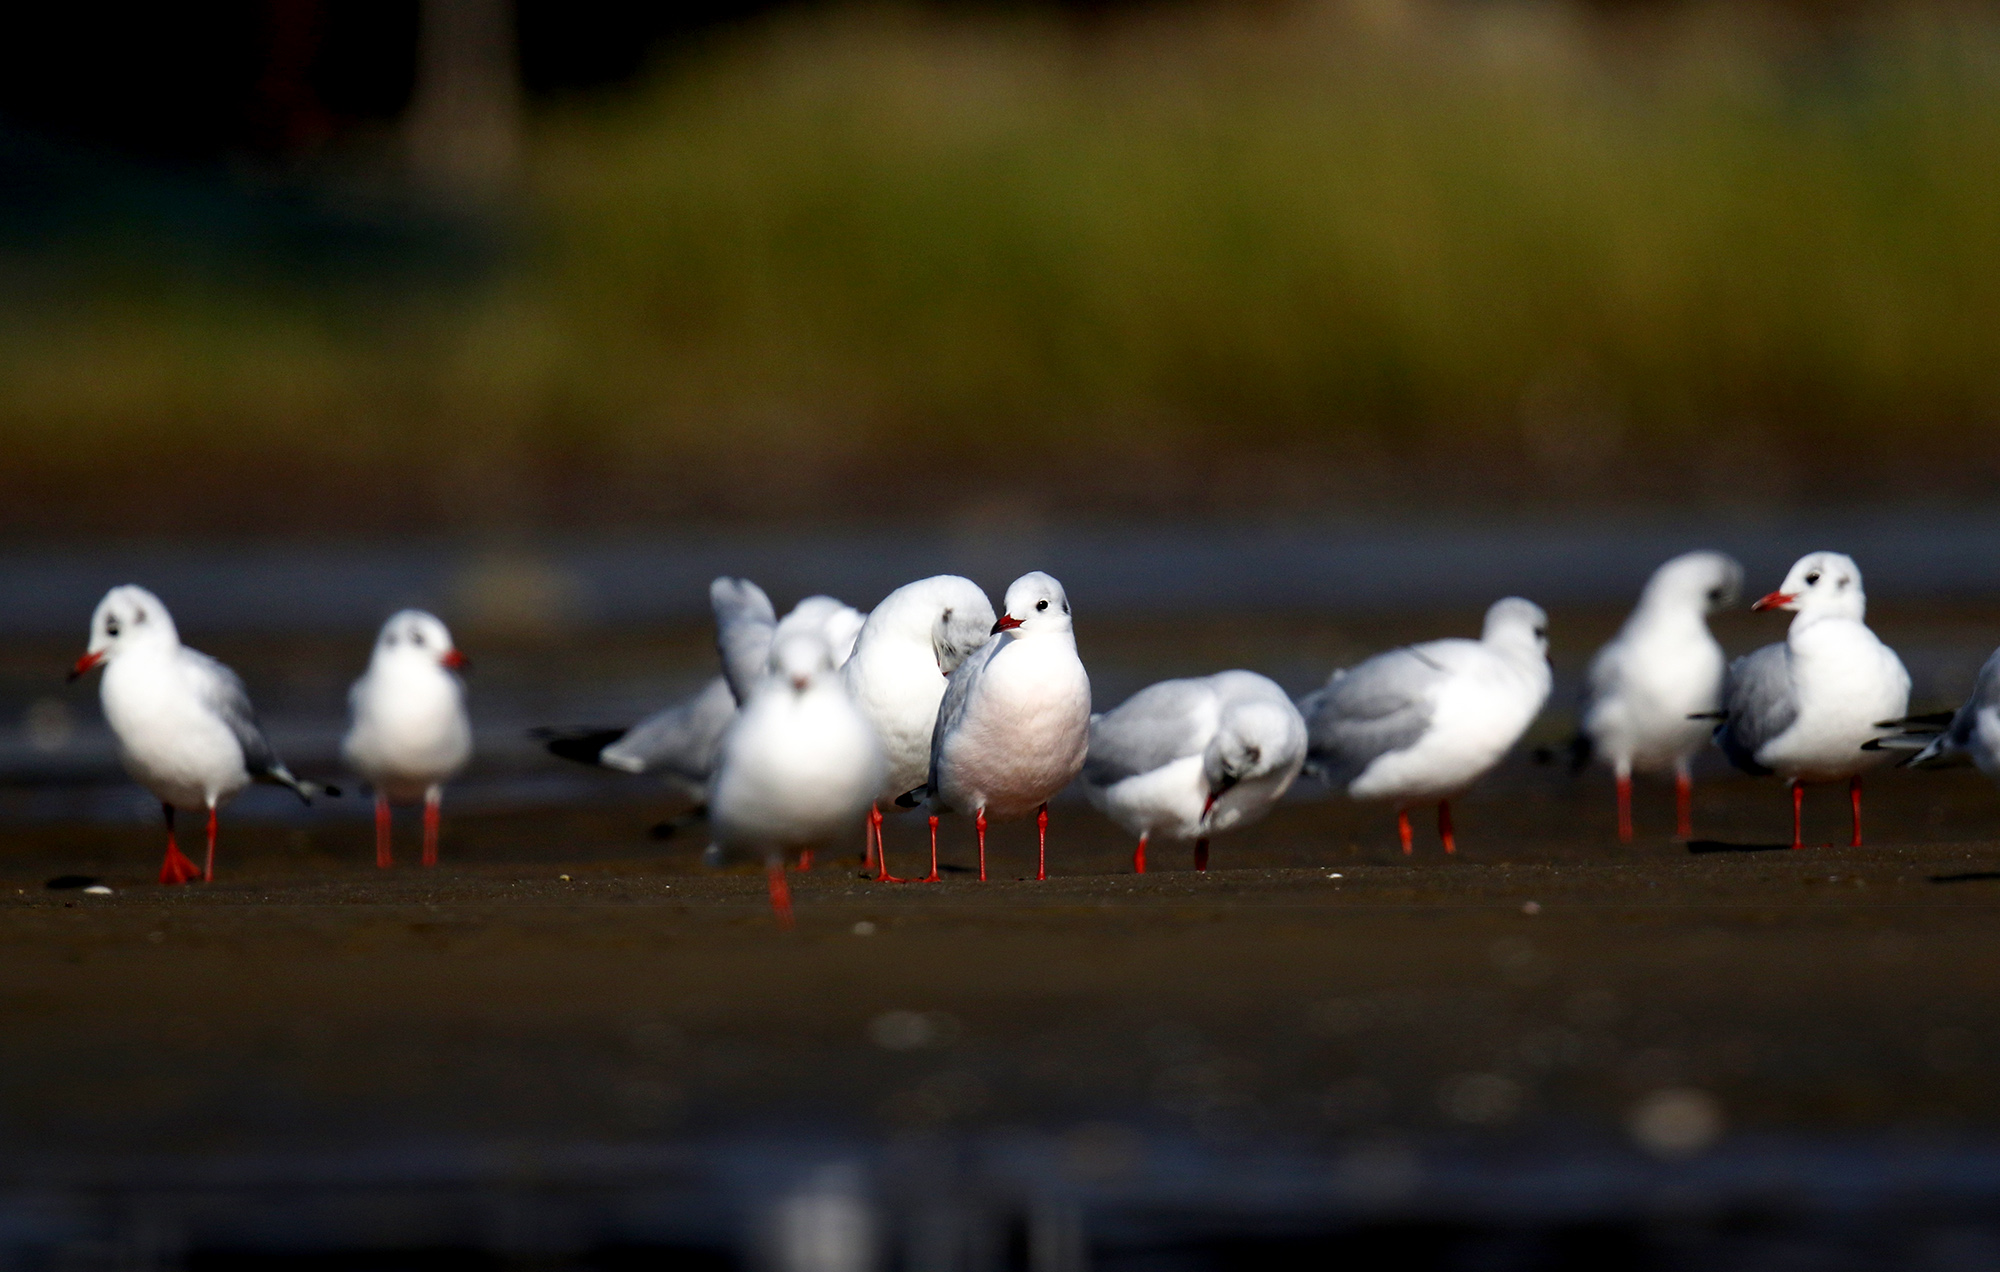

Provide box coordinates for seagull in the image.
[69,585,331,885]
[1711,551,1909,849]
[1869,647,2000,777]
[1081,670,1306,873]
[843,575,996,882]
[708,630,885,928]
[343,610,471,869]
[536,578,864,835]
[896,571,1091,881]
[1299,598,1551,854]
[1577,551,1741,841]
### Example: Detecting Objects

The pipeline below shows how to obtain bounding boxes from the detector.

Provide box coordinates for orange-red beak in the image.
[442,648,469,671]
[1750,591,1796,612]
[67,651,104,683]
[991,614,1022,634]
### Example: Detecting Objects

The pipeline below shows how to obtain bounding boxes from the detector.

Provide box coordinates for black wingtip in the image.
[1687,711,1727,721]
[894,787,925,809]
[534,726,630,767]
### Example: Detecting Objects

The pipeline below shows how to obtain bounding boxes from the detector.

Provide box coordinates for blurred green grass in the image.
[6,0,2000,531]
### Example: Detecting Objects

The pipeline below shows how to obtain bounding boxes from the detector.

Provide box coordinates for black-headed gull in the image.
[1299,598,1551,854]
[1577,551,1741,841]
[843,575,996,882]
[70,585,330,884]
[896,571,1091,881]
[708,630,885,927]
[1711,551,1909,849]
[536,579,864,832]
[343,610,471,869]
[1082,670,1306,873]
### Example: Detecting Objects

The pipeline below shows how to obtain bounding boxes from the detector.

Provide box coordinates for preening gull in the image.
[1299,598,1551,854]
[71,585,332,884]
[343,610,472,868]
[1082,670,1306,873]
[708,630,885,927]
[842,575,995,881]
[1577,551,1740,841]
[1712,551,1909,848]
[897,572,1091,881]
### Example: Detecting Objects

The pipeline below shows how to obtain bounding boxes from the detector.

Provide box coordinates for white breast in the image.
[1756,620,1909,781]
[101,649,249,811]
[344,659,472,799]
[710,686,885,849]
[938,637,1091,818]
[844,636,948,800]
[1350,648,1549,803]
[1584,622,1726,773]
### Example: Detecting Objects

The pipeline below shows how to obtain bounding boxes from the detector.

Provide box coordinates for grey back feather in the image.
[1714,643,1795,775]
[1083,678,1216,788]
[602,675,736,787]
[711,578,777,706]
[1299,646,1444,786]
[190,649,314,800]
[922,636,1003,796]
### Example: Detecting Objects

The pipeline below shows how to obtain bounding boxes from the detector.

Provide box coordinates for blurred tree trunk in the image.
[405,0,521,198]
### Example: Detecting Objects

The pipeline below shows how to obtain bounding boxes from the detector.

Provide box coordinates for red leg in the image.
[765,857,794,930]
[1194,837,1209,872]
[422,786,440,867]
[204,805,218,882]
[797,849,814,871]
[375,793,394,869]
[865,803,878,874]
[977,808,989,882]
[159,804,199,886]
[1037,803,1049,881]
[915,814,941,883]
[1676,768,1694,840]
[872,805,905,883]
[1438,801,1456,855]
[1133,832,1147,874]
[1790,781,1805,849]
[1397,807,1412,855]
[1616,771,1633,843]
[1850,775,1863,848]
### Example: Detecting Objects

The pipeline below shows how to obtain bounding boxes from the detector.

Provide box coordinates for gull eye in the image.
[1534,626,1547,640]
[104,618,120,638]
[1805,571,1821,585]
[941,608,952,622]
[411,631,425,647]
[1036,599,1049,612]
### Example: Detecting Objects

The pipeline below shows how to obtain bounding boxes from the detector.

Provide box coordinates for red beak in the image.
[1750,591,1796,612]
[442,648,469,671]
[991,614,1022,634]
[67,650,104,683]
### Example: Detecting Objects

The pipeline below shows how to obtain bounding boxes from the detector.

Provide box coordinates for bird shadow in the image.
[1685,840,1795,855]
[44,875,100,890]
[1930,871,2000,884]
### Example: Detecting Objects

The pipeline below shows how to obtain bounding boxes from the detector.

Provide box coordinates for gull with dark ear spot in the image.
[1297,598,1551,855]
[1082,670,1306,874]
[344,610,471,869]
[1712,551,1909,849]
[1577,551,1741,842]
[71,585,335,886]
[897,571,1091,882]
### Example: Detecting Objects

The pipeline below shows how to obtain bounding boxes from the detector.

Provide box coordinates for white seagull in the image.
[1711,551,1909,849]
[1870,647,2000,778]
[842,575,996,882]
[1082,670,1306,873]
[536,578,864,832]
[343,610,471,868]
[1577,551,1741,841]
[70,585,330,885]
[707,630,885,927]
[1299,598,1551,854]
[897,571,1091,881]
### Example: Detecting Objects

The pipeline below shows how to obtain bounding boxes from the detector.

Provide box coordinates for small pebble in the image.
[1327,873,1344,880]
[852,921,877,936]
[559,874,572,882]
[1522,900,1542,915]
[82,885,112,896]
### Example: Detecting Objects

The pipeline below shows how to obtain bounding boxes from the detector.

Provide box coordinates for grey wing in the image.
[188,649,303,794]
[917,637,1001,799]
[712,577,777,705]
[1715,643,1794,775]
[1082,679,1215,788]
[601,675,737,786]
[1903,646,2000,766]
[1298,647,1441,786]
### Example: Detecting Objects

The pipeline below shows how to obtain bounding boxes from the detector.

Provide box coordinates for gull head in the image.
[927,577,998,674]
[1644,550,1743,616]
[373,609,467,672]
[992,571,1072,639]
[1203,699,1301,812]
[1482,597,1549,660]
[73,585,178,679]
[770,631,839,695]
[1755,551,1864,621]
